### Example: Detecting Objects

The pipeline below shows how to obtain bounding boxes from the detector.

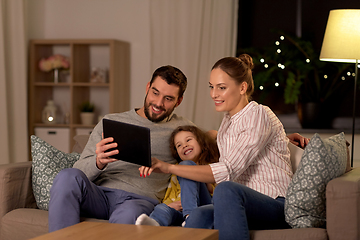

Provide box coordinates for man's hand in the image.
[95,135,119,170]
[167,201,182,211]
[138,157,171,177]
[287,133,310,149]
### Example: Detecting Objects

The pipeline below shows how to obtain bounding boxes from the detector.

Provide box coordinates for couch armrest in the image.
[326,167,360,240]
[0,162,37,220]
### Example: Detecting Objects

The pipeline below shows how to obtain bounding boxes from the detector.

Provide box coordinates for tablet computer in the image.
[102,118,151,167]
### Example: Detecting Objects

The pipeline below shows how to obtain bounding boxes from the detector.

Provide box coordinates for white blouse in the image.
[210,101,293,198]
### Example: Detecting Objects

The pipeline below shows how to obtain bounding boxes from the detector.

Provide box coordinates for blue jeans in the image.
[185,181,290,240]
[177,160,213,217]
[149,203,184,226]
[48,168,158,232]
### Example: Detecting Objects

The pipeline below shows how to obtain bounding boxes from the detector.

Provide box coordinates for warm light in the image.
[264,64,268,68]
[353,73,356,77]
[347,72,351,76]
[48,116,54,122]
[277,49,281,53]
[260,58,265,63]
[259,86,264,90]
[275,41,280,45]
[280,36,285,40]
[275,82,279,87]
[342,76,346,80]
[324,75,328,79]
[306,59,310,63]
[320,10,360,63]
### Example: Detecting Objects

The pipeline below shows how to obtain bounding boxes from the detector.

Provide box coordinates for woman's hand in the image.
[95,134,119,170]
[287,133,310,148]
[167,201,182,211]
[138,157,172,177]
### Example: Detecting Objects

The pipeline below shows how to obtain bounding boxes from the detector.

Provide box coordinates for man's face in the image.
[144,77,182,122]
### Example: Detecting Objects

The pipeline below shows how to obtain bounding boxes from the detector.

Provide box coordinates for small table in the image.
[30,221,219,240]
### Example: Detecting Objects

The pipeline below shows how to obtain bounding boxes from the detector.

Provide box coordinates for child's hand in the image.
[167,201,182,211]
[138,157,172,177]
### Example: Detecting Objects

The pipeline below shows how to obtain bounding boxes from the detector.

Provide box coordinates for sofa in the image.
[0,136,360,240]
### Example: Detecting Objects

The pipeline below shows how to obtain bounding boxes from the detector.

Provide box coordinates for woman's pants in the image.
[185,181,290,240]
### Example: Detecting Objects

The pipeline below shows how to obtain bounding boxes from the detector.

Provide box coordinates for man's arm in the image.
[287,133,310,148]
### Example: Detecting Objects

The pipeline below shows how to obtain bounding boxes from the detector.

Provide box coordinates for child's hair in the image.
[169,125,219,165]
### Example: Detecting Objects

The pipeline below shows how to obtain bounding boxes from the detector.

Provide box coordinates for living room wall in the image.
[27,0,152,109]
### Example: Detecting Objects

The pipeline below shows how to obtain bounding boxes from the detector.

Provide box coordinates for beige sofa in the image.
[0,141,360,239]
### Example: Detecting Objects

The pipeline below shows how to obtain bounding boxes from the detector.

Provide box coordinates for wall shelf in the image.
[28,39,130,152]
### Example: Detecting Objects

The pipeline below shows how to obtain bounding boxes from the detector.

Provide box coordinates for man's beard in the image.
[144,96,176,123]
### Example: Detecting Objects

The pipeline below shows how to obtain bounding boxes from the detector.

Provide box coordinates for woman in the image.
[139,54,308,240]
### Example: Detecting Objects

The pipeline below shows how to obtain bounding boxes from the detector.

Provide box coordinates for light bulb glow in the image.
[341,76,345,80]
[259,86,264,90]
[260,58,265,63]
[277,49,281,53]
[275,41,280,45]
[347,72,351,76]
[264,64,268,68]
[275,82,279,87]
[48,116,54,122]
[280,36,285,40]
[324,75,328,79]
[306,59,310,63]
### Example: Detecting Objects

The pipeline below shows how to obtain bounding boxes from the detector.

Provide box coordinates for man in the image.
[48,65,194,232]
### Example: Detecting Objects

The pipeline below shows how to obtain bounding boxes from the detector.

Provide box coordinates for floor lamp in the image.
[319,9,360,167]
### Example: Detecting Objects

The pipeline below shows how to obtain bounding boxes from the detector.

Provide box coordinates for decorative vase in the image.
[80,112,94,125]
[42,100,57,124]
[54,68,59,83]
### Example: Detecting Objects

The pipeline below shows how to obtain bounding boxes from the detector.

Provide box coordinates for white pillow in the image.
[288,142,304,173]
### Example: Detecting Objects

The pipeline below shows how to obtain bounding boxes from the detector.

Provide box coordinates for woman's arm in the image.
[139,157,216,183]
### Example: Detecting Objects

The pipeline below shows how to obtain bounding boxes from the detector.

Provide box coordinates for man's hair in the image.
[169,125,219,165]
[150,65,187,98]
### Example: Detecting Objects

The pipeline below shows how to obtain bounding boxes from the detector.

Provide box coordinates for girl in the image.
[136,125,219,227]
[139,54,309,240]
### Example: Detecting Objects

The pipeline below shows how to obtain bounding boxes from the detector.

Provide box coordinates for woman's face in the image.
[174,131,201,162]
[209,68,245,117]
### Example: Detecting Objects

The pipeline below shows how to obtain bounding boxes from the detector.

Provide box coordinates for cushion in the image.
[288,142,304,173]
[285,132,348,228]
[31,135,80,210]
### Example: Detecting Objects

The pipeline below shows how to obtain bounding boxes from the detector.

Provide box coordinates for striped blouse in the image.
[209,101,293,198]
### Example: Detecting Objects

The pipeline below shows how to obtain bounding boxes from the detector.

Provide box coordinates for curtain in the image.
[0,0,28,164]
[150,0,238,131]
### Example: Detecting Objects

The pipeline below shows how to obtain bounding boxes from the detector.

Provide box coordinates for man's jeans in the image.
[48,168,158,232]
[185,181,290,240]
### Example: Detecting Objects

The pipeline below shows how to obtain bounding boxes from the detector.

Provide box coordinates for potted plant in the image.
[79,101,95,125]
[240,30,356,128]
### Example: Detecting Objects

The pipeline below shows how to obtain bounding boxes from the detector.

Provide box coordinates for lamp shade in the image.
[320,9,360,63]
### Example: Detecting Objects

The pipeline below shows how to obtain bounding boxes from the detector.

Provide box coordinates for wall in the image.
[27,0,152,109]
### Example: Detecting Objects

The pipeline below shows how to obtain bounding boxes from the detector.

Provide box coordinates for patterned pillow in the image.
[31,135,80,210]
[285,133,347,228]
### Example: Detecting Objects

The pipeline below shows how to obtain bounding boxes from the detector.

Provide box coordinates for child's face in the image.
[174,131,201,162]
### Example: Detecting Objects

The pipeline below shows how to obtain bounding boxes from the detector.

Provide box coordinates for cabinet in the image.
[28,39,130,152]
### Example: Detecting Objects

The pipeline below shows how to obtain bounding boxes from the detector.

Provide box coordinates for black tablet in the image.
[102,119,151,167]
